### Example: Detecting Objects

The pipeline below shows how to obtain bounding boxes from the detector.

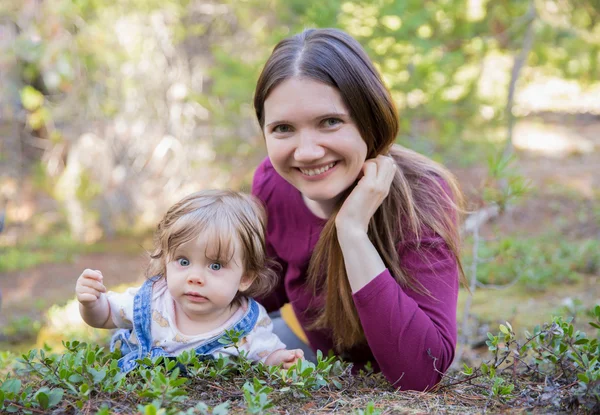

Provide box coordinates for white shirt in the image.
[106,278,285,362]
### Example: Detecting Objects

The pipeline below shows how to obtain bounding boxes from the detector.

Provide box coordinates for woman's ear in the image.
[238,273,257,292]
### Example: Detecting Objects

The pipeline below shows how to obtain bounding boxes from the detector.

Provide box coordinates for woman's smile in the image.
[297,161,338,179]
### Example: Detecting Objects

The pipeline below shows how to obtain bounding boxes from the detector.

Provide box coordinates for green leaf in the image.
[48,388,64,408]
[86,350,95,365]
[499,324,509,335]
[213,401,230,415]
[301,367,315,377]
[1,379,21,395]
[37,392,49,409]
[69,374,84,383]
[578,373,590,383]
[574,338,589,345]
[89,368,106,383]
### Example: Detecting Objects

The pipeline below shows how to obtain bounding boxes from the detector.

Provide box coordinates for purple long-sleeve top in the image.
[251,157,459,391]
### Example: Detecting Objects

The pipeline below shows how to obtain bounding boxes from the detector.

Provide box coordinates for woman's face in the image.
[263,77,368,214]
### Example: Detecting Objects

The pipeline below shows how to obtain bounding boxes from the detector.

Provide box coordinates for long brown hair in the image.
[254,28,465,351]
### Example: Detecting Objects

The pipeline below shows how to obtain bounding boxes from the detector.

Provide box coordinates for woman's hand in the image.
[335,155,396,235]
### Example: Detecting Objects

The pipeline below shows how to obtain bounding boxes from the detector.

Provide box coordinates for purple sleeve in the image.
[352,231,459,391]
[252,158,289,312]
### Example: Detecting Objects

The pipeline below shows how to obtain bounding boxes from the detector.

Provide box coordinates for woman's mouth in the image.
[297,161,337,178]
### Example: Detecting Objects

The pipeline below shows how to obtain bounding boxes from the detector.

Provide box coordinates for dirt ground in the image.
[0,116,599,348]
[0,252,148,327]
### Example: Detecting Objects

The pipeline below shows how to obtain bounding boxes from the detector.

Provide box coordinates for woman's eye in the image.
[273,124,292,134]
[178,258,190,266]
[323,118,342,127]
[209,263,222,271]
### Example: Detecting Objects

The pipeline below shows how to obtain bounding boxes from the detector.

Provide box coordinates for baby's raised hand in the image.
[76,269,107,306]
[265,348,304,369]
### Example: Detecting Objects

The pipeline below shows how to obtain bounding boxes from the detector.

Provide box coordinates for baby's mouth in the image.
[185,292,207,300]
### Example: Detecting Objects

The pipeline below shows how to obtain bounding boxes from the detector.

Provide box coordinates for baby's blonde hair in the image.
[147,189,278,302]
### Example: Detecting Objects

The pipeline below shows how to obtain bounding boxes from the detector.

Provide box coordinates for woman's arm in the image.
[335,155,397,293]
[336,156,458,390]
[350,234,459,391]
[337,223,458,390]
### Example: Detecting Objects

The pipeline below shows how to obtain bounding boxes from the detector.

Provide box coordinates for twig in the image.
[475,275,521,290]
[504,0,537,159]
[454,223,481,367]
[3,400,47,414]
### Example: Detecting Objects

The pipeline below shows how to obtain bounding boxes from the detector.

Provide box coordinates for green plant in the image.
[482,153,531,210]
[354,401,382,415]
[135,357,188,407]
[242,377,274,414]
[279,350,345,396]
[445,305,600,412]
[137,401,231,415]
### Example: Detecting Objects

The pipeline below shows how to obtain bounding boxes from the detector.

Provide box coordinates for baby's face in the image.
[165,234,252,326]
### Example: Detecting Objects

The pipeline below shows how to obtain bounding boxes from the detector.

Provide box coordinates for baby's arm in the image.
[265,348,304,369]
[242,304,304,369]
[75,269,116,329]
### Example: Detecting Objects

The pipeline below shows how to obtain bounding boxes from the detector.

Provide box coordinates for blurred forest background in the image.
[0,0,598,360]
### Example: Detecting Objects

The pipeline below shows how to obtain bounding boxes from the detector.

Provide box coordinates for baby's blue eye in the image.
[209,263,222,271]
[178,258,190,266]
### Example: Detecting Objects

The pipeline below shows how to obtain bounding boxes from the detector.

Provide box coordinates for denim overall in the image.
[110,276,260,373]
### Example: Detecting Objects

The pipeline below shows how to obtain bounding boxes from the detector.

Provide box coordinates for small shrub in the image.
[443,305,600,412]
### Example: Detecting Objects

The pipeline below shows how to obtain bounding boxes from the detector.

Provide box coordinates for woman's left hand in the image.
[335,155,396,234]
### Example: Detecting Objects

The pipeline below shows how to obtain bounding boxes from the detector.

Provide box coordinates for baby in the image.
[75,189,303,372]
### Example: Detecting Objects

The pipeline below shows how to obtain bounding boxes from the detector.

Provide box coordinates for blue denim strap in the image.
[112,277,158,372]
[132,276,160,357]
[191,297,260,355]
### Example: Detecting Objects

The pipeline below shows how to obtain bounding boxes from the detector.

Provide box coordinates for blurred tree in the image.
[0,0,598,241]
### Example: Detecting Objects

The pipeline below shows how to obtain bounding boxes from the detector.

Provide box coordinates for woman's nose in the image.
[294,132,325,162]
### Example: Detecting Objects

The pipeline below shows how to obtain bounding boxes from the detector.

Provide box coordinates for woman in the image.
[252,28,465,391]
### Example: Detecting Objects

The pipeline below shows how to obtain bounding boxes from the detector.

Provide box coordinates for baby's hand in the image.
[76,269,106,306]
[265,348,304,369]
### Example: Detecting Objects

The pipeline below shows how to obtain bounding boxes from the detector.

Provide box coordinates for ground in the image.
[0,115,599,356]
